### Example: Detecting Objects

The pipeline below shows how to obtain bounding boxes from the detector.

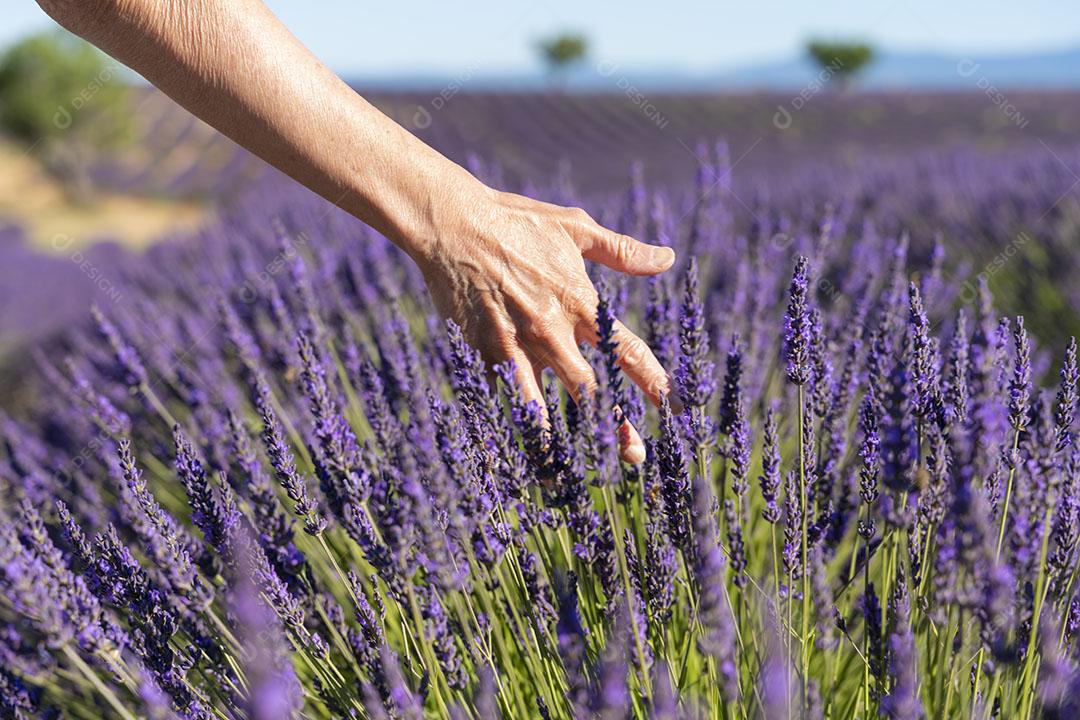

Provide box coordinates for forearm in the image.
[39,0,475,260]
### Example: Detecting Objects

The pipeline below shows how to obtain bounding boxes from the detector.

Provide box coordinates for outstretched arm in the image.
[39,0,676,462]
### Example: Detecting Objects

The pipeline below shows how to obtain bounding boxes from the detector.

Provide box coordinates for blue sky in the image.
[6,0,1080,77]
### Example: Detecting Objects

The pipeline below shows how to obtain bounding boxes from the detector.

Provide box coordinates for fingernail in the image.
[621,440,646,465]
[650,246,675,270]
[618,420,646,465]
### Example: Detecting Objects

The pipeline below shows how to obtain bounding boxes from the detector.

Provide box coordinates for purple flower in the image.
[808,307,833,419]
[251,371,326,535]
[650,662,679,720]
[657,396,693,558]
[718,336,745,438]
[759,407,782,524]
[1055,337,1078,452]
[297,332,367,512]
[92,305,148,388]
[784,256,812,386]
[65,359,131,436]
[595,276,627,419]
[353,351,403,459]
[862,582,884,686]
[946,309,971,426]
[645,276,678,372]
[857,395,881,539]
[808,542,835,650]
[880,586,923,719]
[724,499,747,587]
[120,438,197,593]
[0,665,45,718]
[757,626,795,720]
[676,258,717,408]
[688,459,738,700]
[782,470,802,593]
[1038,610,1080,719]
[908,283,939,420]
[227,532,303,720]
[588,605,630,720]
[174,425,232,559]
[1008,316,1032,432]
[519,547,557,632]
[422,585,467,690]
[378,642,424,720]
[555,573,589,710]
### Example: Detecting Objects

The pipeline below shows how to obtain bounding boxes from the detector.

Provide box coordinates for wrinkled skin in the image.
[44,0,676,462]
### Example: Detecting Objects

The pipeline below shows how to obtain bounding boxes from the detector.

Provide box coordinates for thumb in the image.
[582,228,675,276]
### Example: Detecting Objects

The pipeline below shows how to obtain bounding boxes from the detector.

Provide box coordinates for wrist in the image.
[373,157,493,269]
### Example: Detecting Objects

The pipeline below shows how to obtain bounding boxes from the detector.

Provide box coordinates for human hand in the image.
[411,180,677,464]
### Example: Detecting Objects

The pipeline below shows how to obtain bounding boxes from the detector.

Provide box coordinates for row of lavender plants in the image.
[1,150,1079,719]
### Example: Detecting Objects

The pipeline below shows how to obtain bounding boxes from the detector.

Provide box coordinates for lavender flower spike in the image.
[676,257,717,408]
[784,256,812,386]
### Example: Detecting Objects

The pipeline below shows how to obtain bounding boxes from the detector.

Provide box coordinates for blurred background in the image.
[2,0,1080,397]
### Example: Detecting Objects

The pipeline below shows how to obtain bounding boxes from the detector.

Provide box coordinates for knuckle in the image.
[618,332,649,366]
[613,234,638,265]
[522,303,564,344]
[640,372,669,401]
[567,206,592,224]
[563,283,598,319]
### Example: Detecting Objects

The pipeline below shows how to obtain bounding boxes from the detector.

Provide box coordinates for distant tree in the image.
[807,40,875,90]
[537,33,588,87]
[0,31,133,200]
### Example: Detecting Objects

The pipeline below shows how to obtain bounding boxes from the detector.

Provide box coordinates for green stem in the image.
[62,645,138,720]
[994,428,1022,559]
[405,585,453,717]
[1017,505,1055,718]
[601,483,653,702]
[798,385,810,707]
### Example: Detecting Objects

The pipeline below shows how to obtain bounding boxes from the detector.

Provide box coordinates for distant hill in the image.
[349,46,1080,91]
[708,46,1080,89]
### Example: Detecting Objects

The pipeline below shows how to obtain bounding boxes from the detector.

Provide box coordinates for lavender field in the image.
[2,91,1080,718]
